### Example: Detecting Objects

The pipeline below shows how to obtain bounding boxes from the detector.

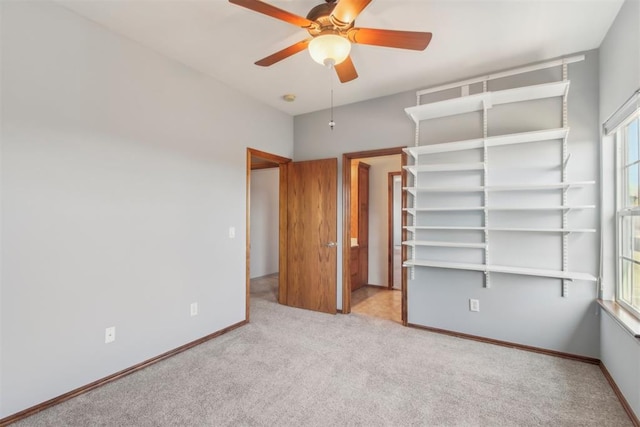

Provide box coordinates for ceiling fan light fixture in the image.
[308,34,351,67]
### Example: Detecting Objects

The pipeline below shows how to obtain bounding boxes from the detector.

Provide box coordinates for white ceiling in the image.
[56,0,623,116]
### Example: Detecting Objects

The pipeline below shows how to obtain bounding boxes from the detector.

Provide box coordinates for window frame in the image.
[615,110,640,319]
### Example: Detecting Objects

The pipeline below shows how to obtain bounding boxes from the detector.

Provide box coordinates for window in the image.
[617,112,640,317]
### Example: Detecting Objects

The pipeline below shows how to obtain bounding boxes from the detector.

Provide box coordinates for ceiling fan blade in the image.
[347,28,432,51]
[331,0,372,26]
[255,39,311,66]
[335,56,358,83]
[229,0,314,28]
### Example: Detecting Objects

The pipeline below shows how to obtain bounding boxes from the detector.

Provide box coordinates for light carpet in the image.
[15,275,631,426]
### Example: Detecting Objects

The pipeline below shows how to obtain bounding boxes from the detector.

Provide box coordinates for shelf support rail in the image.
[561,61,569,297]
[482,80,491,288]
[410,101,419,279]
[414,93,421,147]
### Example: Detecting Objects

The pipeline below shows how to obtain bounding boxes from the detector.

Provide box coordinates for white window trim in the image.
[615,108,640,319]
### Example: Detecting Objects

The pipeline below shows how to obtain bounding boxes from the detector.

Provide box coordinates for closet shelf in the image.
[402,240,487,249]
[404,128,569,157]
[405,81,570,123]
[402,260,597,282]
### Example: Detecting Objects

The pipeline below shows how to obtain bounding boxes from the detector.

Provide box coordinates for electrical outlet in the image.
[469,299,480,312]
[190,302,198,316]
[228,227,235,239]
[105,326,115,343]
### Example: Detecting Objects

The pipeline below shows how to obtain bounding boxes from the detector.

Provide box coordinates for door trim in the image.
[342,147,408,325]
[246,148,291,322]
[388,171,402,290]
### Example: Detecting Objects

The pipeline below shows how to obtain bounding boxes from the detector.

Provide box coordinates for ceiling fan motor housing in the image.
[306,1,354,37]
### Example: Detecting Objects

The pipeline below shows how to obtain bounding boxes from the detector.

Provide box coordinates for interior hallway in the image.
[350,245,403,324]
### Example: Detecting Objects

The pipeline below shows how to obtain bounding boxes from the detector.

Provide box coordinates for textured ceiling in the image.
[56,0,624,116]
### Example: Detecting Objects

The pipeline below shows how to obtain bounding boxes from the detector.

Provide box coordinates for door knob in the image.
[325,241,338,247]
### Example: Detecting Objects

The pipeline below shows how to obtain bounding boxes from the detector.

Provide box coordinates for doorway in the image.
[388,172,402,290]
[247,149,339,320]
[245,148,291,321]
[342,147,408,325]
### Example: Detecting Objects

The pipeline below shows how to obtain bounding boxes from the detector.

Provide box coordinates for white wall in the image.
[0,1,293,418]
[598,0,640,419]
[357,155,401,287]
[250,168,279,278]
[294,51,601,357]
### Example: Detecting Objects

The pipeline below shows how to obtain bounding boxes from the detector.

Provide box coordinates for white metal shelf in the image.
[404,162,485,174]
[404,128,569,157]
[403,240,487,249]
[488,227,596,233]
[405,207,485,213]
[405,186,484,195]
[405,81,570,123]
[404,181,595,194]
[404,226,596,233]
[402,260,597,282]
[404,205,594,214]
[405,226,486,231]
[488,205,595,211]
[487,181,595,191]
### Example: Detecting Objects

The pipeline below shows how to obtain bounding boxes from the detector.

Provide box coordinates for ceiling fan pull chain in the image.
[329,66,336,130]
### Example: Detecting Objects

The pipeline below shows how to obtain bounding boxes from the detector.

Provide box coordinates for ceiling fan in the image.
[229,0,433,83]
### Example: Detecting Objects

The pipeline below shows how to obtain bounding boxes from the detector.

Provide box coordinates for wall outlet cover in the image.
[105,326,116,343]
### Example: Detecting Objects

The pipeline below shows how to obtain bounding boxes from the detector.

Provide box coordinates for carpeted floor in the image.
[14,274,632,426]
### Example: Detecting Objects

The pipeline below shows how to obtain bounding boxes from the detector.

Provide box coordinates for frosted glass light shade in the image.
[308,34,351,66]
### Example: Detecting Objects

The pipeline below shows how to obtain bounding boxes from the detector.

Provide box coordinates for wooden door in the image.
[282,158,337,314]
[357,162,370,287]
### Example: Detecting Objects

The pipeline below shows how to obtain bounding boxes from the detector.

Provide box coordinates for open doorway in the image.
[342,147,407,325]
[388,172,402,290]
[246,148,290,321]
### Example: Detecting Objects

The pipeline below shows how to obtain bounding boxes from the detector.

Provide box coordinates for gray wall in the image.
[250,168,280,278]
[294,51,601,357]
[0,1,293,417]
[598,0,640,418]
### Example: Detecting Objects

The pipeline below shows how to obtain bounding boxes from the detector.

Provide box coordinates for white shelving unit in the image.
[402,57,596,293]
[405,81,570,123]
